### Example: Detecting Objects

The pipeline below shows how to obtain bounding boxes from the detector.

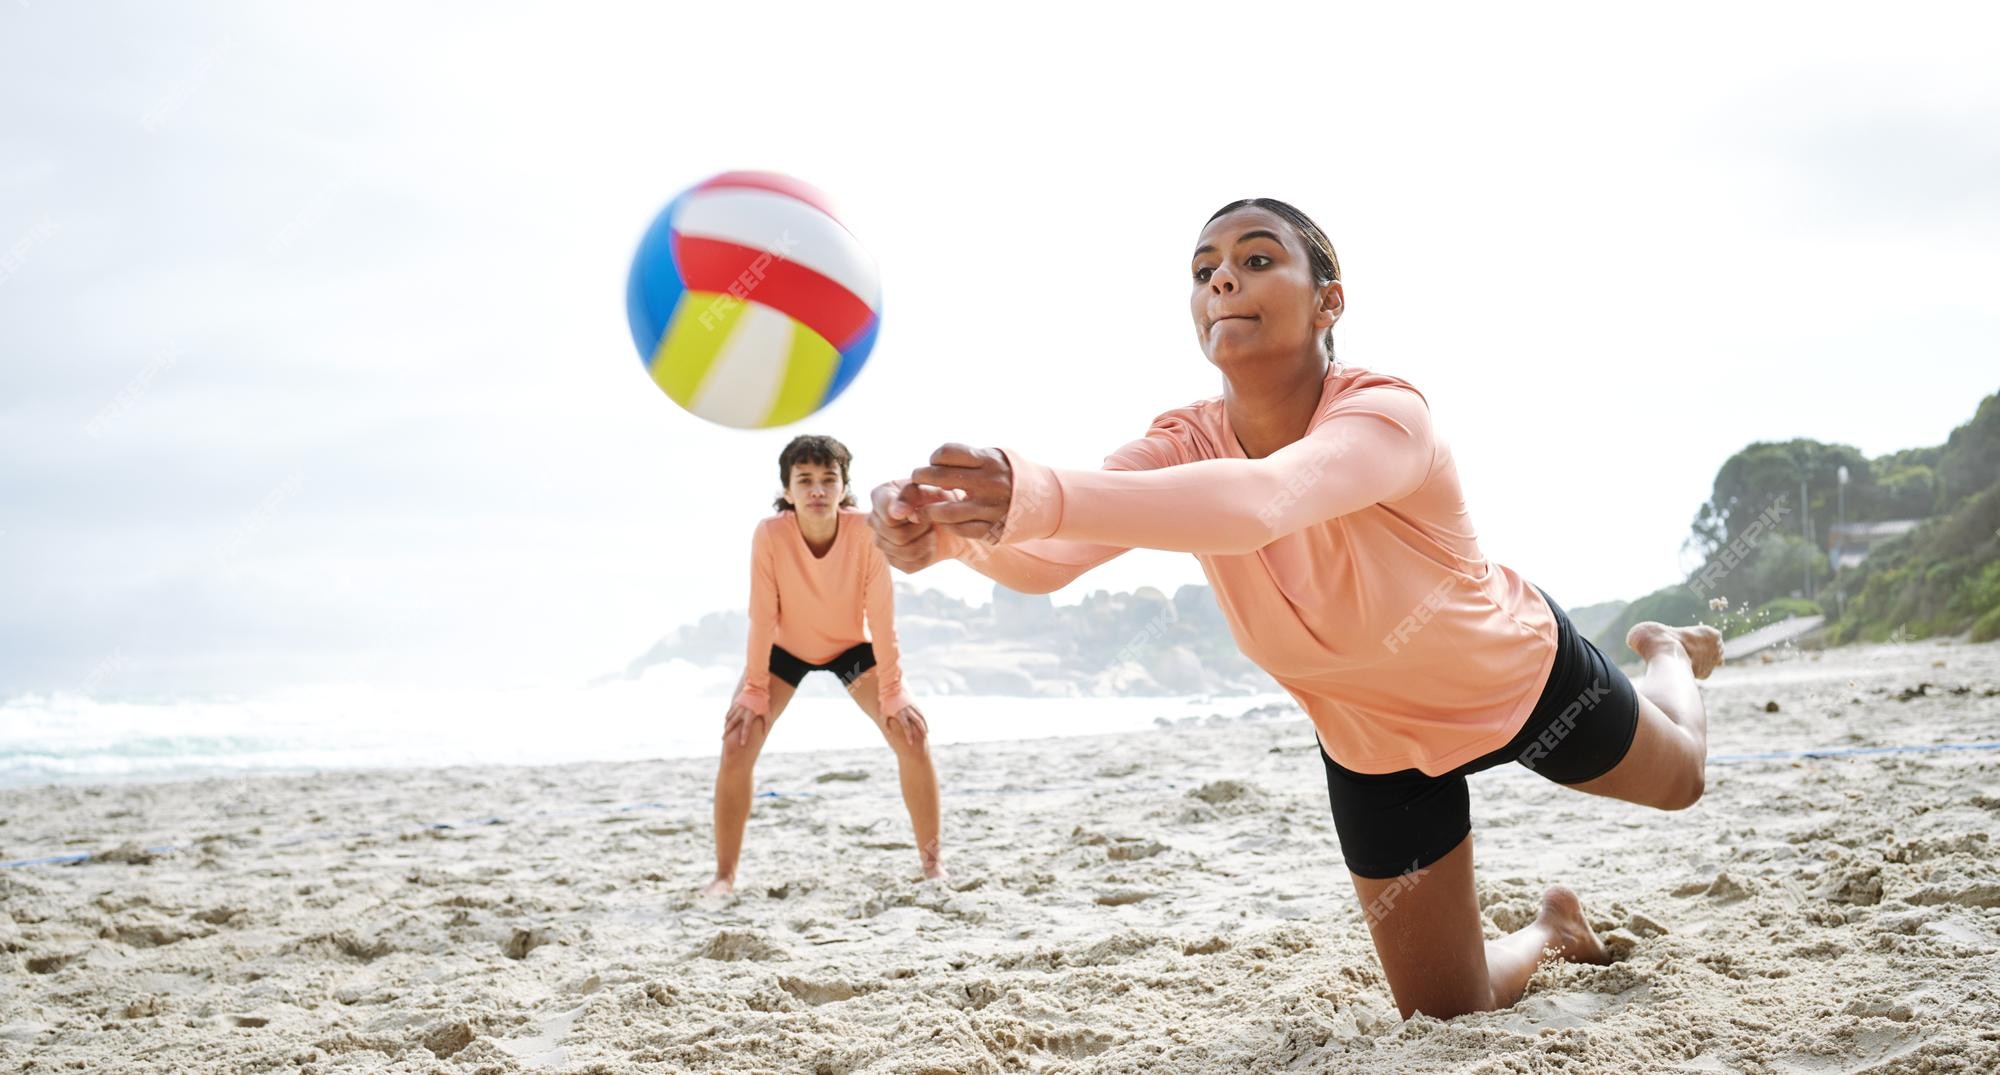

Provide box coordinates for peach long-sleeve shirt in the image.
[733,508,915,718]
[930,362,1558,777]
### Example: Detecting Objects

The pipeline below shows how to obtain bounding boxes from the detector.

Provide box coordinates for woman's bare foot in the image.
[1536,885,1610,965]
[919,839,948,883]
[698,876,734,898]
[1626,621,1724,679]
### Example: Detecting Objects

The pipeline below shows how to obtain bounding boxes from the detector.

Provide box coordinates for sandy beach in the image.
[4,637,1998,1074]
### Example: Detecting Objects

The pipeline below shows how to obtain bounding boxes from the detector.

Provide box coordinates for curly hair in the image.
[772,434,858,513]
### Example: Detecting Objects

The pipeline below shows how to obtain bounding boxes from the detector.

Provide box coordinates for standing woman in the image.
[867,199,1722,1020]
[704,434,946,897]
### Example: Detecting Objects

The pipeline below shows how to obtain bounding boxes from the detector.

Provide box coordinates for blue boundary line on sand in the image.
[5,741,1997,870]
[1709,740,2000,764]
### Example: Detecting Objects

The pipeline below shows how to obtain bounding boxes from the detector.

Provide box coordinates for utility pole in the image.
[1835,465,1848,617]
[1801,477,1812,601]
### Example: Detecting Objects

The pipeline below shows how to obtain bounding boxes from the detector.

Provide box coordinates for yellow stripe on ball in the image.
[650,290,737,410]
[761,322,839,428]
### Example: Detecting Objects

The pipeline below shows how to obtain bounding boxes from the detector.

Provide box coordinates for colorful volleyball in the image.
[625,171,883,429]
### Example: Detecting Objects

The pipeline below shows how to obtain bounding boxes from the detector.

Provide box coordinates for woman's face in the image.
[784,463,844,515]
[1190,207,1341,369]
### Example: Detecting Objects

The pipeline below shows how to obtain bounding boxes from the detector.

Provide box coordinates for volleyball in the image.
[625,171,883,429]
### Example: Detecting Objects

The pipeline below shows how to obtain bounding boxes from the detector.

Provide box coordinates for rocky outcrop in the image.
[625,582,1278,698]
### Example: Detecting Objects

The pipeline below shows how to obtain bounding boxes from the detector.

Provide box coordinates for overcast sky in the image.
[3,1,1996,698]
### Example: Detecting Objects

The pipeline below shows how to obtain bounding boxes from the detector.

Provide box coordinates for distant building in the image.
[1827,520,1924,572]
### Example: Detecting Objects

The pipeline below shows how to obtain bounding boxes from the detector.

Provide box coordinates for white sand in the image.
[4,638,1998,1073]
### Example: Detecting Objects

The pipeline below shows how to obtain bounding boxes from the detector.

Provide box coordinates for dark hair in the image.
[773,434,858,513]
[1206,197,1341,357]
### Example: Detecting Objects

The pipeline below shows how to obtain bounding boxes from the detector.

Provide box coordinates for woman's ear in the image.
[1316,280,1345,328]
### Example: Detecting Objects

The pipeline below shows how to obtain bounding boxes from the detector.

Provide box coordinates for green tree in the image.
[1935,392,2000,510]
[1860,446,1941,520]
[1590,584,1705,662]
[1825,447,2000,643]
[1686,440,1869,564]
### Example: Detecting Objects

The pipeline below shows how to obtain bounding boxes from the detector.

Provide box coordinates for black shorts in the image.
[769,642,877,689]
[1319,585,1641,879]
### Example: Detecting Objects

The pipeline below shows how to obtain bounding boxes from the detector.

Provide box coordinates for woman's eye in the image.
[1195,256,1270,282]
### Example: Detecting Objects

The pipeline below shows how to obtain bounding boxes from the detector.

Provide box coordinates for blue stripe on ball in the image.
[625,191,691,368]
[822,313,879,409]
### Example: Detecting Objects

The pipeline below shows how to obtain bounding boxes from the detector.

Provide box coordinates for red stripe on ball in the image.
[673,234,877,351]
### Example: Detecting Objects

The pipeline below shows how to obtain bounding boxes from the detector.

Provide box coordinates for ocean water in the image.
[0,660,1295,790]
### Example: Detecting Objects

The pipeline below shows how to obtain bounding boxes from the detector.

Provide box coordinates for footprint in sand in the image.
[777,975,881,1005]
[695,929,790,962]
[1812,864,1884,906]
[502,927,563,960]
[1106,839,1169,862]
[420,1020,475,1059]
[25,952,73,975]
[104,920,211,948]
[1188,780,1255,805]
